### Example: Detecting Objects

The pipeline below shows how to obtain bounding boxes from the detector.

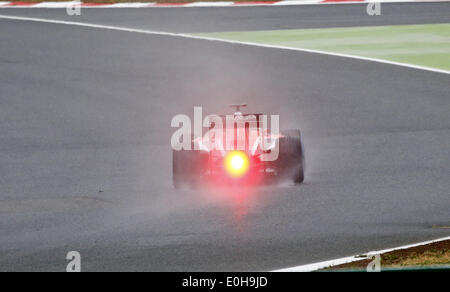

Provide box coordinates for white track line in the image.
[185,1,235,7]
[106,3,154,8]
[33,2,81,8]
[0,14,449,75]
[274,236,450,272]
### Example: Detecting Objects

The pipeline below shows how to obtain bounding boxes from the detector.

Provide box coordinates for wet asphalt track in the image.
[0,3,449,271]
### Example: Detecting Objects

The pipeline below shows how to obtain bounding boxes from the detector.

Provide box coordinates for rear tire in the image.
[172,149,207,189]
[173,150,190,189]
[277,129,305,184]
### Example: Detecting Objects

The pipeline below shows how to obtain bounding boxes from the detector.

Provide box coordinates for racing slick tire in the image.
[277,129,305,184]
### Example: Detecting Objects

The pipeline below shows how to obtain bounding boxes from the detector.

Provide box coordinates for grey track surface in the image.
[0,4,449,271]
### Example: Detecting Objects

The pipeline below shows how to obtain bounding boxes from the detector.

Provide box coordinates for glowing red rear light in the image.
[224,151,250,177]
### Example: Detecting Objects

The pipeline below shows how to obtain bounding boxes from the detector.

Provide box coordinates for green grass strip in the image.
[196,23,450,71]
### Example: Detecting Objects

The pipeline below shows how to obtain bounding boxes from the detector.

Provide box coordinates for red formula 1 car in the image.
[173,105,305,188]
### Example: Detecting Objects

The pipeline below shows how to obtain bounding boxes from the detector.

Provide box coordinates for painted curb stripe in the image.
[80,3,110,6]
[322,0,364,2]
[0,0,449,8]
[233,1,278,4]
[32,1,80,7]
[184,1,234,6]
[153,2,188,5]
[6,1,38,5]
[107,2,154,7]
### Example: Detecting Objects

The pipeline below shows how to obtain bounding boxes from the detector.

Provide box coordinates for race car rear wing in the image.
[229,104,247,113]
